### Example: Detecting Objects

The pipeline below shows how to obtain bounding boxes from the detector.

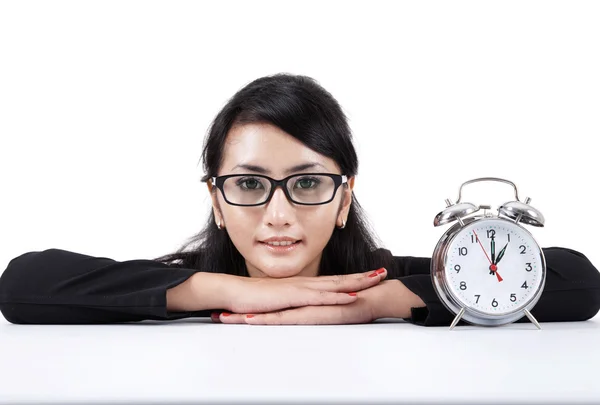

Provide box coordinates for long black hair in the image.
[153,73,393,275]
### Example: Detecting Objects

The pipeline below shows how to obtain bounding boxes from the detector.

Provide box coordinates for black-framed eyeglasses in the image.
[211,173,349,206]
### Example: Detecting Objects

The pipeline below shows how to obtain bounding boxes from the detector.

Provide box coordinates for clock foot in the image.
[449,307,465,330]
[524,308,542,330]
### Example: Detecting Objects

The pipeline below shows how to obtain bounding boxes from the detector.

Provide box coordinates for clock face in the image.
[444,218,544,315]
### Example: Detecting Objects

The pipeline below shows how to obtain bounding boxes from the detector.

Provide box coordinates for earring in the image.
[217,220,222,230]
[338,219,346,229]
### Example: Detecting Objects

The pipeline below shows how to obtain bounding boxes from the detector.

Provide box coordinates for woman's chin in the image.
[250,259,305,278]
[259,266,303,279]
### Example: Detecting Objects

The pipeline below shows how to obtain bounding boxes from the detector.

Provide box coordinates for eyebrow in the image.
[230,162,328,176]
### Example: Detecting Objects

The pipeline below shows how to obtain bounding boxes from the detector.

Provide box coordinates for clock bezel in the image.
[431,216,547,326]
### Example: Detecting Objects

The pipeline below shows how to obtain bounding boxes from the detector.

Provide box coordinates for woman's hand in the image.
[217,267,388,315]
[212,278,425,325]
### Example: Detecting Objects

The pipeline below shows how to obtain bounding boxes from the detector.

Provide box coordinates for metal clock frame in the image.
[431,177,547,330]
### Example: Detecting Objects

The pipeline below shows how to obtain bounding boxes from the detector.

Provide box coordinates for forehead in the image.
[221,123,339,175]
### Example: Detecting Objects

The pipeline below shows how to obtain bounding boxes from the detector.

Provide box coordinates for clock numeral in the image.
[460,281,467,290]
[459,247,468,256]
[470,235,479,243]
[521,281,528,289]
[510,293,517,302]
[491,298,498,308]
[454,264,461,273]
[520,245,526,254]
[508,234,511,242]
[474,294,481,303]
[487,229,496,238]
[525,263,532,272]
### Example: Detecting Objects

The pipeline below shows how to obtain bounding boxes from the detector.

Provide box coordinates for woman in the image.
[1,73,599,326]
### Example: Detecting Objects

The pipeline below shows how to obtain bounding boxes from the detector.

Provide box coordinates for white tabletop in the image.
[1,315,599,404]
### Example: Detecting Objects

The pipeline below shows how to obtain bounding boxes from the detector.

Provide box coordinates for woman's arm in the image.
[166,272,226,312]
[384,247,600,326]
[0,248,210,324]
[0,248,383,324]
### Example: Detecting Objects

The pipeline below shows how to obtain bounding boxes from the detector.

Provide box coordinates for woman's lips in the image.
[259,240,302,253]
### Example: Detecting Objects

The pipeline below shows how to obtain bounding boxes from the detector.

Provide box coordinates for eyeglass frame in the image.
[210,173,349,207]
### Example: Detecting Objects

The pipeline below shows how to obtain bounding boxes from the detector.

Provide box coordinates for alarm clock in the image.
[431,177,547,330]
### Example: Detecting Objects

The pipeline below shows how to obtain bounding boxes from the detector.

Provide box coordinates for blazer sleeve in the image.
[0,248,210,324]
[388,246,600,326]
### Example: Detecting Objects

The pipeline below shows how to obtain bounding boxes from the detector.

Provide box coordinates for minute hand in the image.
[495,243,509,265]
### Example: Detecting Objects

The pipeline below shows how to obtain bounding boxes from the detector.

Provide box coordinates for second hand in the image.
[472,230,503,282]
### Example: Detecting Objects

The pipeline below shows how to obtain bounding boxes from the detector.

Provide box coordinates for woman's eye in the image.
[295,178,319,189]
[237,178,263,190]
[244,180,260,189]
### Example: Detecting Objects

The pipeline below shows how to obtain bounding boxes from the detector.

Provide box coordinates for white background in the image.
[1,0,599,273]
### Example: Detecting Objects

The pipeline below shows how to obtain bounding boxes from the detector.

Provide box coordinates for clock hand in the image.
[472,230,503,282]
[495,243,509,265]
[491,235,495,267]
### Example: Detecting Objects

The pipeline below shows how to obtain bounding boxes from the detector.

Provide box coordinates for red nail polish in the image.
[348,292,357,296]
[376,268,386,274]
[222,312,231,317]
[369,271,379,277]
[246,314,254,318]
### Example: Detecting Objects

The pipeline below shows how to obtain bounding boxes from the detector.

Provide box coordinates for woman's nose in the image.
[264,187,295,225]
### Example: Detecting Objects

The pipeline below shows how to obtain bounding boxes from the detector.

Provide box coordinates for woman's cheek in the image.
[225,222,254,257]
[309,215,336,242]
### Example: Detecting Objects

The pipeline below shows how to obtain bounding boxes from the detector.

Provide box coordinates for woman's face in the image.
[208,122,354,278]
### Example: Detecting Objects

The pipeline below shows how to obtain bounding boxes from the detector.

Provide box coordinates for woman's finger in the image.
[308,267,387,282]
[246,306,339,325]
[287,288,359,308]
[307,267,387,292]
[217,312,247,324]
[243,304,369,325]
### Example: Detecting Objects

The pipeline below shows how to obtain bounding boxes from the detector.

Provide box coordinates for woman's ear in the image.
[347,176,355,191]
[344,176,355,206]
[338,176,355,224]
[207,180,224,228]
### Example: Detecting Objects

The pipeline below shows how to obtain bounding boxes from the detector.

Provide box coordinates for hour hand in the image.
[495,243,509,265]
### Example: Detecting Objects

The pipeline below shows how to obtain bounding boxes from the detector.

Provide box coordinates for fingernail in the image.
[376,267,386,274]
[348,292,357,296]
[222,312,231,317]
[368,271,379,277]
[246,314,254,318]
